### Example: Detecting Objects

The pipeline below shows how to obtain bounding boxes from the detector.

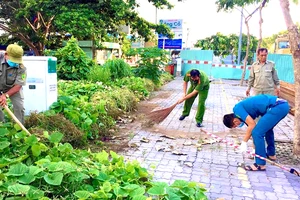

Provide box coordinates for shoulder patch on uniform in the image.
[21,73,26,80]
[187,73,191,77]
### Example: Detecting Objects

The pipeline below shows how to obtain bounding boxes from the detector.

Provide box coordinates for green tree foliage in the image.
[120,35,132,57]
[127,47,170,85]
[215,0,268,11]
[0,0,174,55]
[55,37,95,80]
[262,23,300,52]
[194,33,258,64]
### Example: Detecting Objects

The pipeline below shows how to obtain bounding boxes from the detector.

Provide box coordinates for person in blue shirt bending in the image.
[223,95,289,171]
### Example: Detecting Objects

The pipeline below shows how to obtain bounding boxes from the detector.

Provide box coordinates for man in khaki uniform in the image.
[246,48,280,97]
[245,48,280,160]
[0,44,27,124]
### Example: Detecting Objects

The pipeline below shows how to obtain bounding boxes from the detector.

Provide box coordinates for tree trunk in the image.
[257,7,263,50]
[240,20,251,86]
[0,12,53,56]
[279,0,300,155]
[239,0,267,86]
[256,0,267,52]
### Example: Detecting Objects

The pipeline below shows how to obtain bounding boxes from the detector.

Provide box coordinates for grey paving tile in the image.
[209,192,233,200]
[276,193,300,199]
[264,191,279,200]
[253,190,267,200]
[122,78,299,200]
[232,187,254,198]
[251,182,274,192]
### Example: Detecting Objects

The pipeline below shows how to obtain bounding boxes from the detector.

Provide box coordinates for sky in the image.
[136,0,300,47]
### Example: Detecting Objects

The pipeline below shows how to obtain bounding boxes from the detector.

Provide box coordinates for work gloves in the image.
[239,141,248,153]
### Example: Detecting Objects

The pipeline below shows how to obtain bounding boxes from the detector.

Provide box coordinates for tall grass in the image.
[88,65,112,84]
[103,59,133,80]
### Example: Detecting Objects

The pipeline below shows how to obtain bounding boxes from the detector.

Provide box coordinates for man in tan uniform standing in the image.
[245,48,280,161]
[246,48,280,97]
[0,44,27,124]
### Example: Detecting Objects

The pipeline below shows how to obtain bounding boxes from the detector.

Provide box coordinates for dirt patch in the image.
[97,90,178,153]
[141,125,243,142]
[148,91,172,101]
[91,101,160,153]
[146,126,203,139]
[137,101,159,113]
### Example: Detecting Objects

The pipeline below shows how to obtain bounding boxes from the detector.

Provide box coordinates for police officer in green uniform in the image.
[246,48,280,97]
[0,44,27,124]
[177,69,210,127]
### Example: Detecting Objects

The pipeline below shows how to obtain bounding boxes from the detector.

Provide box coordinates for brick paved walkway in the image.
[123,77,299,200]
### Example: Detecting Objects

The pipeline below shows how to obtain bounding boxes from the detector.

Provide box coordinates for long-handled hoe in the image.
[3,105,31,135]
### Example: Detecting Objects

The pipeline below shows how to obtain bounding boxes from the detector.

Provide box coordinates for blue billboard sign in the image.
[158,19,183,49]
[158,39,182,49]
[159,19,183,29]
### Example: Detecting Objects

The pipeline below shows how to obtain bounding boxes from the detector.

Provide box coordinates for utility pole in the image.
[237,8,243,65]
[155,7,158,24]
[185,28,190,48]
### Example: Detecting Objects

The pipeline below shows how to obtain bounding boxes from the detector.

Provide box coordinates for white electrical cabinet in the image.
[22,56,58,115]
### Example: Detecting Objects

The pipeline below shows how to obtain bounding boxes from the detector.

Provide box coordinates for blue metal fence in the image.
[181,50,294,83]
[181,49,251,80]
[180,50,213,76]
[254,53,294,83]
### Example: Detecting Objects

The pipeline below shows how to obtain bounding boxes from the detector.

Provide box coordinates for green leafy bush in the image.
[127,47,170,85]
[91,91,120,119]
[113,77,155,100]
[57,80,107,101]
[55,81,143,139]
[157,72,174,88]
[55,37,96,80]
[0,124,208,199]
[102,58,133,80]
[91,86,138,119]
[50,95,115,139]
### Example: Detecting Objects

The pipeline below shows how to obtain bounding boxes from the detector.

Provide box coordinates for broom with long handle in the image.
[148,102,178,124]
[200,129,300,177]
[4,105,31,135]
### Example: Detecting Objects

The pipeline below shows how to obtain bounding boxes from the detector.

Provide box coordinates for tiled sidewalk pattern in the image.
[123,77,299,200]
